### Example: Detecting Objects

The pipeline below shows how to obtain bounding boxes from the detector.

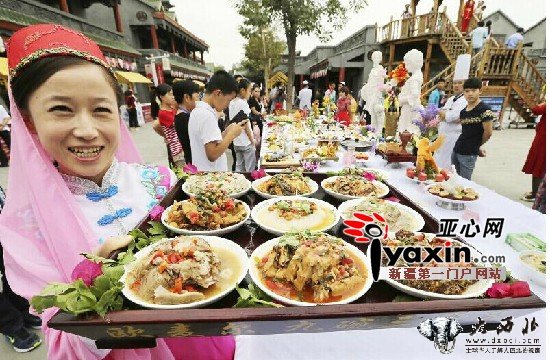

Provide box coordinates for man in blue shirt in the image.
[470,21,488,54]
[505,28,524,49]
[428,78,446,108]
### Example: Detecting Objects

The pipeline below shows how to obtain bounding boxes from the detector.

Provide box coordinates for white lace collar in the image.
[61,160,121,195]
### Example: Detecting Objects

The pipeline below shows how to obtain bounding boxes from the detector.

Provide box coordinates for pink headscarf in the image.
[0,25,176,359]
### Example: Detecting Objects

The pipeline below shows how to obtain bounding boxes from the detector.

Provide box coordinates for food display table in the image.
[47,173,545,350]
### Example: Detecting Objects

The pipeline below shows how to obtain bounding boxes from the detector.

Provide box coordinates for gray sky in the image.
[173,0,546,69]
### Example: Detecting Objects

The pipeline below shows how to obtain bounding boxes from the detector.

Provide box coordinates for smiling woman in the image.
[0,24,235,360]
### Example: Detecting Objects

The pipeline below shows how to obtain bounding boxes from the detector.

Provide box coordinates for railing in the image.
[439,12,471,62]
[138,49,207,71]
[513,50,546,109]
[476,46,517,78]
[421,50,484,98]
[376,13,444,42]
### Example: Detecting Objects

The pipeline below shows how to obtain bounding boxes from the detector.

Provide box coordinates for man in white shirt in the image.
[298,81,313,110]
[469,21,488,54]
[505,28,524,49]
[188,70,244,171]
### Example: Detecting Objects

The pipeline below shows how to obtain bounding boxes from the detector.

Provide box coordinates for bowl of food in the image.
[182,172,251,198]
[338,198,425,233]
[426,183,479,203]
[519,250,546,286]
[251,197,339,236]
[381,231,494,299]
[252,173,318,199]
[342,140,373,152]
[121,236,248,309]
[162,189,250,235]
[321,175,389,201]
[249,232,372,306]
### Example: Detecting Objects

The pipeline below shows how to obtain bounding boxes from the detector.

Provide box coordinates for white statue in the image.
[361,51,386,136]
[398,49,424,135]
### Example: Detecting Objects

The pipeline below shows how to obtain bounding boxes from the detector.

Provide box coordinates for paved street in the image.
[0,123,538,358]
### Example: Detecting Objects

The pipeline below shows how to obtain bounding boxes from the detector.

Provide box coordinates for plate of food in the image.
[321,175,389,200]
[381,231,494,299]
[252,173,318,199]
[301,144,339,162]
[261,152,301,168]
[519,250,546,286]
[342,140,373,151]
[405,167,450,184]
[426,183,480,203]
[251,197,339,235]
[182,172,251,198]
[121,236,248,309]
[338,198,425,233]
[162,189,250,235]
[249,232,372,306]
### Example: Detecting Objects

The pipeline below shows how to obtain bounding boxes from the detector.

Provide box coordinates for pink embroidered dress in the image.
[0,24,235,360]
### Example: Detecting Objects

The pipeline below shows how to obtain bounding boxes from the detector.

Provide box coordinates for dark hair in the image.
[478,21,485,27]
[151,83,172,119]
[517,27,524,33]
[205,70,238,95]
[259,88,266,97]
[437,78,446,83]
[463,77,482,90]
[340,86,350,95]
[237,78,251,93]
[11,56,121,110]
[124,90,133,97]
[173,79,200,104]
[275,81,282,87]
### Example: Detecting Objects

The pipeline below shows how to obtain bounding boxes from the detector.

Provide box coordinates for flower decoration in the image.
[389,62,409,87]
[486,281,531,299]
[71,259,103,287]
[385,196,401,203]
[301,160,319,172]
[413,104,441,139]
[149,204,165,221]
[251,168,267,180]
[362,171,376,182]
[183,163,198,174]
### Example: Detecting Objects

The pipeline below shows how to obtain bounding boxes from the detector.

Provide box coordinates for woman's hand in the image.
[95,235,133,258]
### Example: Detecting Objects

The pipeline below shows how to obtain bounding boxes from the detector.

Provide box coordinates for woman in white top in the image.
[229,79,257,172]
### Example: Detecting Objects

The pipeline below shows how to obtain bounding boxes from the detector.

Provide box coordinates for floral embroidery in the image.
[139,166,170,210]
[97,208,132,226]
[61,160,120,195]
[86,185,119,202]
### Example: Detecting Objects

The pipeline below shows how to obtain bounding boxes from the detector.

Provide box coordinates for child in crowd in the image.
[188,70,244,171]
[173,79,201,165]
[155,84,186,168]
[451,77,495,180]
[0,24,234,359]
[229,79,257,172]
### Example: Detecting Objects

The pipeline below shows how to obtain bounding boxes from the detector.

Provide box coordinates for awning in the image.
[0,58,8,78]
[115,71,151,85]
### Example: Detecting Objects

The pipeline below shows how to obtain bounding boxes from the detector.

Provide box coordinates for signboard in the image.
[481,96,505,120]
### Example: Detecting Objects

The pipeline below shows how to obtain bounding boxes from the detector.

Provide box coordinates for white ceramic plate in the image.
[337,198,425,233]
[162,201,250,236]
[425,184,480,204]
[251,196,340,236]
[182,173,251,199]
[249,235,373,306]
[321,176,389,201]
[382,235,494,299]
[362,168,390,181]
[518,250,546,286]
[121,236,249,309]
[251,175,319,199]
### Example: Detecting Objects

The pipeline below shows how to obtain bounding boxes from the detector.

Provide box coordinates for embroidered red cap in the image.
[6,23,112,81]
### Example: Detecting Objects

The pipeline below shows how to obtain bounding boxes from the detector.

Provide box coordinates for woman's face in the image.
[241,85,252,100]
[26,64,120,184]
[160,90,175,107]
[339,91,346,99]
[253,87,260,98]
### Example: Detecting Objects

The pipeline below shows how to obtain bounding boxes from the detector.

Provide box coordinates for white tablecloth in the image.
[238,133,546,360]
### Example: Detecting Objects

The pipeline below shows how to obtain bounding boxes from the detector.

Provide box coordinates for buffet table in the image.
[237,119,546,359]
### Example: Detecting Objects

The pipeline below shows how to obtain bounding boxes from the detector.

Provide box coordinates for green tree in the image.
[235,0,368,110]
[243,30,286,90]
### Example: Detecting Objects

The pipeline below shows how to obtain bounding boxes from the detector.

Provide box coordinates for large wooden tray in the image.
[376,149,417,163]
[48,173,545,349]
